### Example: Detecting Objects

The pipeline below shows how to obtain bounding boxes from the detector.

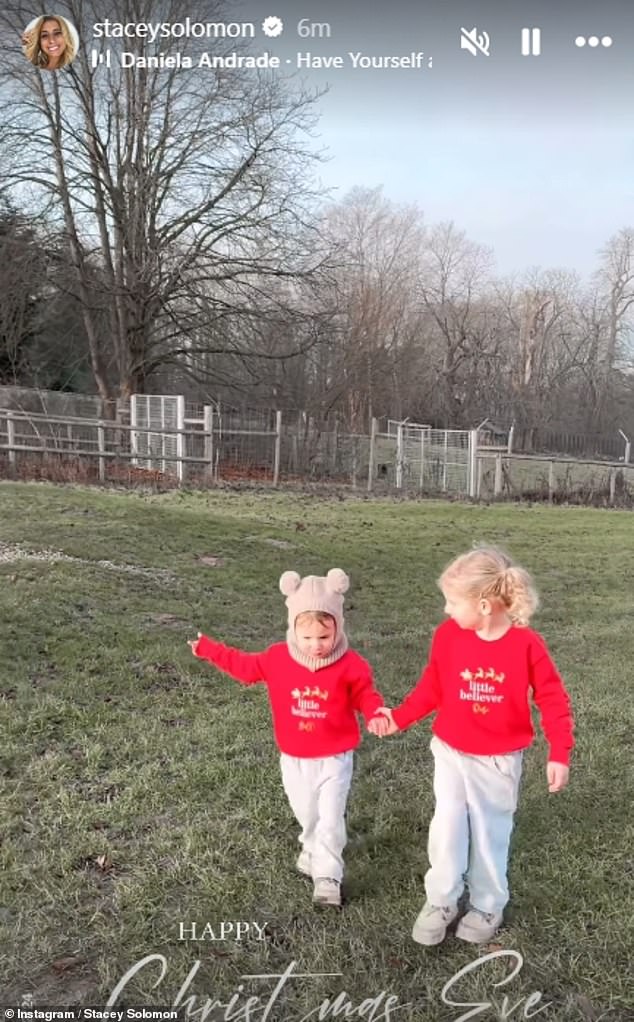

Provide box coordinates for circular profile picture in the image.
[22,14,79,71]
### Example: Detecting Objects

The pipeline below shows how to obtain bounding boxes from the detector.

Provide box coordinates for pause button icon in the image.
[521,27,541,55]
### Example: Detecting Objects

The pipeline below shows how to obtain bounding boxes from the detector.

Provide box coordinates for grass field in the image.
[0,482,632,1021]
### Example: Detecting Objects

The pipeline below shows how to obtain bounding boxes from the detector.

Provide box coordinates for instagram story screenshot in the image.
[0,1,632,1020]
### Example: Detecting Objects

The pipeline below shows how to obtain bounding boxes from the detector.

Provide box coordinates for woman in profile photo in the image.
[22,14,78,70]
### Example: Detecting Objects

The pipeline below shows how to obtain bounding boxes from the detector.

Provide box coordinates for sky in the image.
[233,0,634,280]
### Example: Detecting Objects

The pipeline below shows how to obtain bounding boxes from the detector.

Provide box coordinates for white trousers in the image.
[425,735,523,914]
[280,751,354,882]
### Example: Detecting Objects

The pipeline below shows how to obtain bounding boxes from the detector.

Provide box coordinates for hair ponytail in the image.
[440,546,539,626]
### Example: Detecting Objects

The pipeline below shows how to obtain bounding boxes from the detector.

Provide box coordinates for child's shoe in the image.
[312,877,341,908]
[455,907,503,944]
[296,849,312,877]
[412,902,459,946]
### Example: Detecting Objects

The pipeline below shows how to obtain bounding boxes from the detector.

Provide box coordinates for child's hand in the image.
[547,761,569,793]
[367,714,390,737]
[188,632,203,656]
[368,707,399,737]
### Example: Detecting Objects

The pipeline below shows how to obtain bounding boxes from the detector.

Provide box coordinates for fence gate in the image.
[130,394,185,481]
[408,427,474,495]
[373,423,475,496]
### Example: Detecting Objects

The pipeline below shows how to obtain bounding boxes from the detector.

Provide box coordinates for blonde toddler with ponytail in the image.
[371,545,574,948]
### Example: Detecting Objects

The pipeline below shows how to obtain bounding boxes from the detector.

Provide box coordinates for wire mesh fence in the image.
[511,426,628,462]
[476,451,634,506]
[0,384,107,420]
[1,397,633,507]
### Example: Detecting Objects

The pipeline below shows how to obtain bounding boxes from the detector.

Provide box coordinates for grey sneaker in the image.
[412,902,459,945]
[313,877,341,907]
[455,908,503,944]
[296,849,312,877]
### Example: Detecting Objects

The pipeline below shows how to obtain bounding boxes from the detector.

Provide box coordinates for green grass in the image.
[0,482,632,1020]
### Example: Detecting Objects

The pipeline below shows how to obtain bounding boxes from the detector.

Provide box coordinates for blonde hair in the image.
[24,15,77,69]
[439,545,539,627]
[295,611,336,628]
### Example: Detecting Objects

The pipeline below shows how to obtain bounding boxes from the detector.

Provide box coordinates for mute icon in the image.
[460,27,490,57]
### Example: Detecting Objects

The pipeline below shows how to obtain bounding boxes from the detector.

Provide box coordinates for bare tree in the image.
[315,187,425,430]
[416,222,495,426]
[1,0,330,410]
[592,228,634,428]
[0,202,44,383]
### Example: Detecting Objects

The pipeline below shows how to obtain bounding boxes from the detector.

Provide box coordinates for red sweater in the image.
[193,636,384,757]
[391,619,574,765]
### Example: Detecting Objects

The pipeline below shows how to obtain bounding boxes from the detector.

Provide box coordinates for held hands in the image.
[188,632,203,657]
[367,706,400,738]
[547,761,570,793]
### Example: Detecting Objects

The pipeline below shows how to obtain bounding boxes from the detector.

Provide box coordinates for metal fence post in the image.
[97,421,106,482]
[396,423,403,490]
[331,420,339,474]
[367,418,377,492]
[494,453,503,496]
[204,405,214,483]
[419,427,426,491]
[619,429,631,464]
[548,461,555,503]
[6,411,16,475]
[176,395,185,485]
[273,410,282,485]
[130,395,138,467]
[468,429,478,497]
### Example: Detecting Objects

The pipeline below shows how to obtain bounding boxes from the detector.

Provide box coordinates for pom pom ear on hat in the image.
[279,570,301,596]
[326,568,349,594]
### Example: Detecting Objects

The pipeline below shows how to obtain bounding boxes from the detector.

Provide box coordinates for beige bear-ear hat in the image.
[280,568,349,638]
